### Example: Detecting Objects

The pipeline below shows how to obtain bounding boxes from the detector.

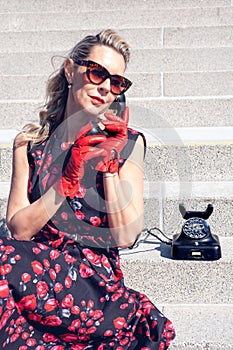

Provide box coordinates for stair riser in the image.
[0,8,233,32]
[0,98,233,130]
[0,0,229,13]
[1,191,232,237]
[1,71,233,100]
[1,144,233,182]
[121,255,232,304]
[1,48,233,74]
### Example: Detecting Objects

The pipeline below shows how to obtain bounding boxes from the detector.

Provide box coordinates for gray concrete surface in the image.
[0,1,233,348]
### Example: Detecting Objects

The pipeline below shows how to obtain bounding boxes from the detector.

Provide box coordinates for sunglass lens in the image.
[86,62,132,95]
[88,66,107,84]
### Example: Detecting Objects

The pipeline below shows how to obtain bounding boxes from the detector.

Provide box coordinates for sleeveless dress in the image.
[0,128,175,349]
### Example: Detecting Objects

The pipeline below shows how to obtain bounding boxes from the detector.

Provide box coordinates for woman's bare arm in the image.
[103,135,145,248]
[6,134,64,240]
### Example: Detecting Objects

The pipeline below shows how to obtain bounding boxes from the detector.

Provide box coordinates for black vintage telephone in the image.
[171,203,221,260]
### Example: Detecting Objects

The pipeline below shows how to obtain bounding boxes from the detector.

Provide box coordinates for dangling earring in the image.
[68,83,72,89]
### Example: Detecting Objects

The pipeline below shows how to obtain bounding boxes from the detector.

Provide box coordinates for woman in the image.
[0,29,175,349]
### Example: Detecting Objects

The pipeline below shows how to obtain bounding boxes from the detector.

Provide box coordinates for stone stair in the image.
[0,0,233,348]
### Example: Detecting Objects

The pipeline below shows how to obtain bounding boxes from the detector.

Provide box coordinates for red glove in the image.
[54,122,107,198]
[96,107,129,173]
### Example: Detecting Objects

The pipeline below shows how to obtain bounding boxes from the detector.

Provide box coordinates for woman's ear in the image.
[64,58,74,84]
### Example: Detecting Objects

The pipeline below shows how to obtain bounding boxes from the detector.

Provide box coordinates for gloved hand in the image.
[54,122,107,198]
[96,107,129,173]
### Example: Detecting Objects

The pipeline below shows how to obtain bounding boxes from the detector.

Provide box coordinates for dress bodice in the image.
[27,128,145,249]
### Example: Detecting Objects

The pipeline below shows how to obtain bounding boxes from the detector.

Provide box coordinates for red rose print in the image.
[61,294,74,308]
[55,263,61,273]
[0,280,10,298]
[60,333,80,342]
[93,310,103,320]
[86,319,94,327]
[50,345,64,350]
[14,254,21,261]
[41,315,62,327]
[71,344,86,350]
[88,299,94,309]
[37,243,49,250]
[35,346,46,350]
[113,317,126,330]
[44,298,58,312]
[27,313,42,322]
[43,333,59,342]
[18,294,37,312]
[10,333,20,343]
[32,247,41,254]
[104,329,113,337]
[86,326,97,334]
[6,297,15,310]
[61,212,68,220]
[68,319,81,331]
[49,268,56,280]
[75,210,85,220]
[31,261,44,275]
[22,332,30,340]
[79,263,95,278]
[101,255,111,270]
[90,216,101,226]
[64,254,77,264]
[43,259,50,268]
[3,264,12,274]
[54,282,63,293]
[80,311,87,321]
[4,246,15,254]
[64,276,72,288]
[83,249,101,265]
[120,339,129,346]
[36,281,49,298]
[71,305,80,314]
[21,273,31,283]
[26,338,37,346]
[0,309,13,328]
[50,250,60,260]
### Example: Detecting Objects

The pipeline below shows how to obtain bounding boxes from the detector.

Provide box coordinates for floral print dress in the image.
[0,128,175,349]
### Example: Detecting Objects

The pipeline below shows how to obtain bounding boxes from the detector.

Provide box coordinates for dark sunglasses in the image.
[72,58,132,95]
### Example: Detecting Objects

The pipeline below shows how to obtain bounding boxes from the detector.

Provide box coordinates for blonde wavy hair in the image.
[18,29,130,146]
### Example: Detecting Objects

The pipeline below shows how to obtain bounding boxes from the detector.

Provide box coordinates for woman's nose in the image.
[98,78,111,94]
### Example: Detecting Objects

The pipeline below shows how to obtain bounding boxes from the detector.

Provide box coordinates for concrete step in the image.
[1,8,233,32]
[1,24,232,52]
[144,183,233,237]
[1,180,232,237]
[128,97,233,128]
[1,70,233,102]
[1,47,233,76]
[1,127,233,181]
[161,305,233,349]
[145,143,233,182]
[120,236,233,348]
[120,236,232,302]
[0,97,233,130]
[0,0,230,13]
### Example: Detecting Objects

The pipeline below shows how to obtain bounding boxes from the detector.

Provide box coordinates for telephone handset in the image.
[108,93,126,118]
[87,94,126,136]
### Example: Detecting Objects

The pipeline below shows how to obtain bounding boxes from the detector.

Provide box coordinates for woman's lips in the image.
[90,96,105,105]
